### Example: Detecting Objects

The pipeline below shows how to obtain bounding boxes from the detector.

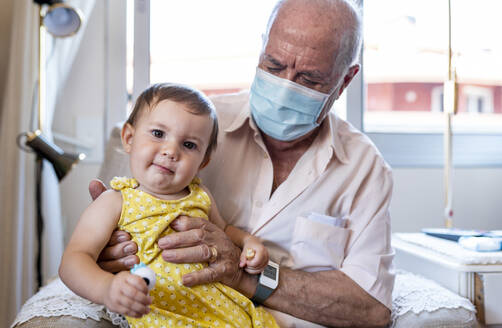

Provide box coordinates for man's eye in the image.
[183,141,196,150]
[301,76,318,86]
[152,129,163,138]
[267,67,282,73]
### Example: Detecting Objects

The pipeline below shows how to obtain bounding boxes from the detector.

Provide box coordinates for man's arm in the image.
[255,161,394,327]
[241,267,390,327]
[159,216,390,327]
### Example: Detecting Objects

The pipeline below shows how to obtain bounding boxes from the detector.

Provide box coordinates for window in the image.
[464,86,493,114]
[148,0,275,95]
[359,0,502,166]
[129,0,347,122]
[130,0,502,166]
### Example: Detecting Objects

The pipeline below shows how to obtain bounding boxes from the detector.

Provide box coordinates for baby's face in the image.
[122,100,213,198]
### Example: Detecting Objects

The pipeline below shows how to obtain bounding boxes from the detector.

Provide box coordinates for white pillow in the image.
[391,270,477,328]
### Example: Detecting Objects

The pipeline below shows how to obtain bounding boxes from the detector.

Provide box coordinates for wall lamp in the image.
[18,0,85,180]
[18,130,86,181]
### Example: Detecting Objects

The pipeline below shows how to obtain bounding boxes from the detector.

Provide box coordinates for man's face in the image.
[121,100,213,198]
[258,5,359,125]
[259,23,340,95]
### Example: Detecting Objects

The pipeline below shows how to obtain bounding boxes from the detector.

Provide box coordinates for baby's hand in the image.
[103,271,152,318]
[240,237,269,274]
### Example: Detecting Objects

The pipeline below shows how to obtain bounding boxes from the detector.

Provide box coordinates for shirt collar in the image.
[223,100,253,133]
[326,113,349,165]
[223,97,349,165]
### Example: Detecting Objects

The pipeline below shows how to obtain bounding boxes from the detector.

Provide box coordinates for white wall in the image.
[53,1,105,243]
[392,168,502,232]
[54,0,127,244]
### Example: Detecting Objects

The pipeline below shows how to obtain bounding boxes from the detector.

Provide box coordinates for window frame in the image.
[131,0,502,168]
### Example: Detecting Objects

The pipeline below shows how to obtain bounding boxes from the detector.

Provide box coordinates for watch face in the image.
[259,261,279,289]
[263,265,277,280]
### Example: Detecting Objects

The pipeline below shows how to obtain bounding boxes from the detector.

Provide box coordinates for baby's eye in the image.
[183,141,196,150]
[151,129,163,138]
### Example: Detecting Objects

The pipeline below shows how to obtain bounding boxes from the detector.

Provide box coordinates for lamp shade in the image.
[43,4,82,37]
[25,130,85,181]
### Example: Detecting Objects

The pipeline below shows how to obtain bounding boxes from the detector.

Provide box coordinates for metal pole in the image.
[38,7,45,132]
[35,157,44,288]
[443,0,456,228]
[36,4,46,288]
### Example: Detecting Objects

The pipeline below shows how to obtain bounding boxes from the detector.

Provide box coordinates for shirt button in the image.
[255,201,263,208]
[263,153,269,159]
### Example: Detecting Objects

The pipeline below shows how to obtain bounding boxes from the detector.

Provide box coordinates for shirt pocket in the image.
[290,215,350,272]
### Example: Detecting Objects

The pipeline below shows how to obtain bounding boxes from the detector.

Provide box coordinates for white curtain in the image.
[0,2,37,326]
[0,1,95,326]
[41,0,95,289]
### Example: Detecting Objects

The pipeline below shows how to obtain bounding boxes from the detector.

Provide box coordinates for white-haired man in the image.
[96,0,394,327]
[97,0,394,327]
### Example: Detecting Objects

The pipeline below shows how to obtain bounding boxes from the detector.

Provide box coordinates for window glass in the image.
[146,0,347,118]
[149,0,275,96]
[363,0,502,133]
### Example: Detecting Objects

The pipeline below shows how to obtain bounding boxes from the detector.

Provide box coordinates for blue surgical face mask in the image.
[249,68,331,141]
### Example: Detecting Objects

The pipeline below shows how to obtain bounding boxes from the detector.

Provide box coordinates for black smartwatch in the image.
[251,261,279,304]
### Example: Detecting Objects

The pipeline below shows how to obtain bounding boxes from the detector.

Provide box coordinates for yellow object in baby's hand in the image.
[246,248,256,260]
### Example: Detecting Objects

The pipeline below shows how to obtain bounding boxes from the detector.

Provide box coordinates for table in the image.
[392,233,502,325]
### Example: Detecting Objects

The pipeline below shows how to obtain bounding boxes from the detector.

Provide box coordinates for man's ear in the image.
[336,64,360,99]
[316,64,361,124]
[121,123,135,153]
[199,154,211,170]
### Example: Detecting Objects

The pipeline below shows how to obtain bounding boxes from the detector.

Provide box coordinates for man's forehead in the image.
[263,26,339,73]
[262,54,328,78]
[268,6,342,53]
[269,0,354,46]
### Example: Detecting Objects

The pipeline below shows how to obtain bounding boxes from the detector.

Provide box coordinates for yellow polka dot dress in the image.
[110,177,278,328]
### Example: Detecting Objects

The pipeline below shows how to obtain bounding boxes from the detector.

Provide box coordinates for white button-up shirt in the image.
[199,91,395,327]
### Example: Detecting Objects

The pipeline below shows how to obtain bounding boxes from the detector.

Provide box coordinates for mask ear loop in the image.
[315,88,339,124]
[316,88,334,120]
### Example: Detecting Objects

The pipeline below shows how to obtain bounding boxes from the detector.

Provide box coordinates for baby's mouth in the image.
[153,163,175,174]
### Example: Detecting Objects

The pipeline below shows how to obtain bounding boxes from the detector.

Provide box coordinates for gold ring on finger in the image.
[209,246,218,263]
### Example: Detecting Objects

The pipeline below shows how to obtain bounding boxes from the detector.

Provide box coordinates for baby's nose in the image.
[161,143,179,160]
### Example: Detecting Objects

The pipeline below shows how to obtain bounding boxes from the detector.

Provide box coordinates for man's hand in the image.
[89,179,107,201]
[158,216,242,288]
[89,179,140,272]
[97,230,139,272]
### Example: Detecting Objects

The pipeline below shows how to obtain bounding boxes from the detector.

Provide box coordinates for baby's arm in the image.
[202,186,269,274]
[59,190,151,317]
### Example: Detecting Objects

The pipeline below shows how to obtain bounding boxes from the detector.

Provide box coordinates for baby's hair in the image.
[127,83,218,162]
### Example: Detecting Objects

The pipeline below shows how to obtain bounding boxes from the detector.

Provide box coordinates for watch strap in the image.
[251,281,275,304]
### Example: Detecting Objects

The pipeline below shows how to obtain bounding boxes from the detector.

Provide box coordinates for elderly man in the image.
[96,0,395,327]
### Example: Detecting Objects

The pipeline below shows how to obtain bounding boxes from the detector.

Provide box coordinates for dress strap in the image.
[191,176,201,185]
[110,176,139,191]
